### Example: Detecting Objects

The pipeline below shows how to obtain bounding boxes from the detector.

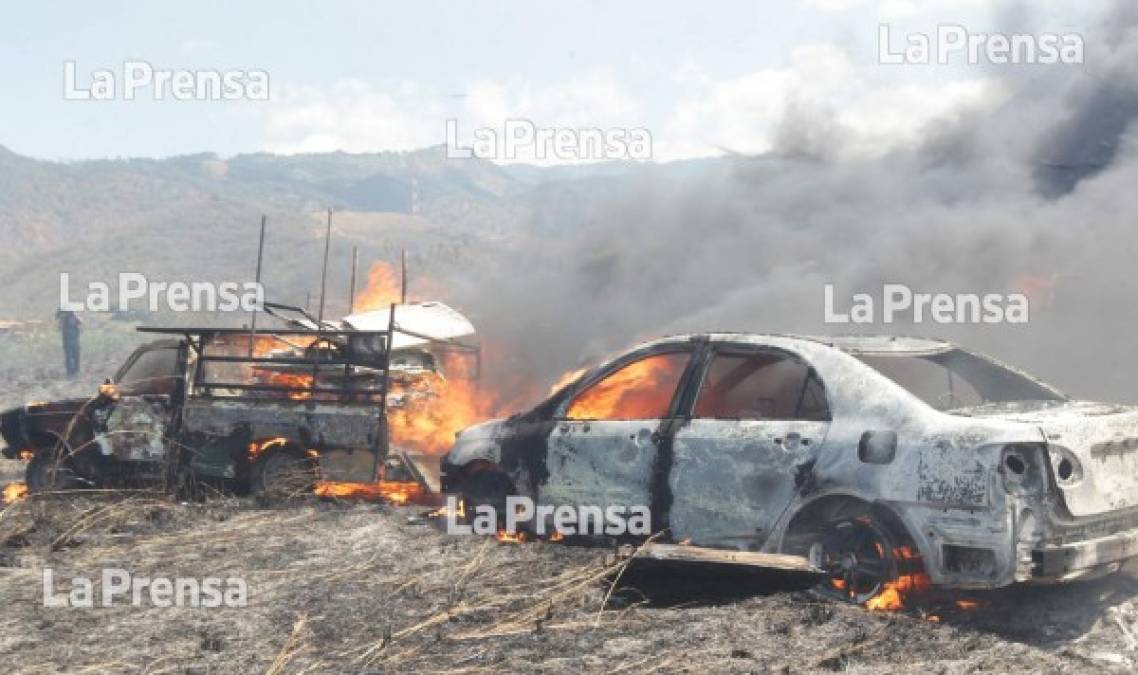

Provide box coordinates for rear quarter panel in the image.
[757,337,1042,587]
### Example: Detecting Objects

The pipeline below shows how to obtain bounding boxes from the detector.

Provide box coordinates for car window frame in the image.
[554,343,699,421]
[683,343,833,422]
[113,345,183,396]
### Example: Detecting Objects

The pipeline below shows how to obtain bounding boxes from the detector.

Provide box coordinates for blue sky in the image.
[0,0,1102,162]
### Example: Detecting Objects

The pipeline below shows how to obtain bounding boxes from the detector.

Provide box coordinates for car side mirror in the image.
[858,430,897,464]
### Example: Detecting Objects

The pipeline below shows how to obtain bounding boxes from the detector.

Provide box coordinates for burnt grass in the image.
[1,460,1136,675]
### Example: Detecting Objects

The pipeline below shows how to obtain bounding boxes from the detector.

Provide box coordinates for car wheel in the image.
[808,516,899,604]
[458,470,514,528]
[25,449,83,493]
[250,449,315,500]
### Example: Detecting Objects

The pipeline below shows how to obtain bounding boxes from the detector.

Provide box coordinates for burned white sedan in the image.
[442,334,1138,600]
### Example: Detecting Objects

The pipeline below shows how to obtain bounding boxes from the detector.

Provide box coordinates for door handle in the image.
[634,428,656,447]
[778,432,803,450]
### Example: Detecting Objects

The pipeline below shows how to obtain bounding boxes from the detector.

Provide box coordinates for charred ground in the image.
[1,450,1137,673]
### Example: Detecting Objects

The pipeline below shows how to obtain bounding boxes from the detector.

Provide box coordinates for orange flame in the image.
[248,437,289,460]
[258,371,315,400]
[955,599,983,610]
[354,262,403,312]
[248,439,428,505]
[314,480,425,505]
[216,333,317,358]
[3,482,28,504]
[350,262,500,454]
[565,353,687,420]
[428,500,466,520]
[495,530,527,544]
[388,374,495,454]
[864,546,931,612]
[353,261,448,312]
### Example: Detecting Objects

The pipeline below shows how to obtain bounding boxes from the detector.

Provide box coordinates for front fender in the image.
[440,420,510,493]
[445,420,507,468]
[1,399,94,459]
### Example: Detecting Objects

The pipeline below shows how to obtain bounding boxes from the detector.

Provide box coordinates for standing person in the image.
[55,310,82,377]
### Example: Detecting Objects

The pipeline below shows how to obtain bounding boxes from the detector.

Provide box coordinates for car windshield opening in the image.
[856,349,1065,411]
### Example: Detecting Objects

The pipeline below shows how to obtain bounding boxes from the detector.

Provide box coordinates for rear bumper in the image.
[1032,524,1138,579]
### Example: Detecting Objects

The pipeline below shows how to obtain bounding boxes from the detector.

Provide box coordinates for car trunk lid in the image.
[954,400,1138,517]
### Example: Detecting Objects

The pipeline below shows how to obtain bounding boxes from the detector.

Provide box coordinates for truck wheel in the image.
[250,449,315,500]
[25,450,82,493]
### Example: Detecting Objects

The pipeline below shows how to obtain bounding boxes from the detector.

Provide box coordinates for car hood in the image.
[1,398,93,457]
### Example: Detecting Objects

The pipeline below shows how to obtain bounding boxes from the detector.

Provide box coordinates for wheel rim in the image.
[810,519,895,603]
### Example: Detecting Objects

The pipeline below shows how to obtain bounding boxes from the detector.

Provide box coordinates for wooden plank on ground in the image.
[614,543,819,573]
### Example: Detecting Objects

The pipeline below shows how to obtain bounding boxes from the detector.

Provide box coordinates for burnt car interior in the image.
[693,350,830,421]
[112,341,183,397]
[560,344,831,423]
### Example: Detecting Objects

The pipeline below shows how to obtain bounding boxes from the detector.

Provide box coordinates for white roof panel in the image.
[342,301,477,350]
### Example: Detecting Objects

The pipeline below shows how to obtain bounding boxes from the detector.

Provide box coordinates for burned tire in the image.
[25,449,83,493]
[458,470,514,527]
[782,499,910,604]
[807,517,899,604]
[250,449,315,500]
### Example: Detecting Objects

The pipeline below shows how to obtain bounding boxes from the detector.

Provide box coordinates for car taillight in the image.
[1046,444,1084,487]
[1001,443,1048,495]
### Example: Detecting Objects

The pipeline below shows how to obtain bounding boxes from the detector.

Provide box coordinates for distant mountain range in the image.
[0,144,716,319]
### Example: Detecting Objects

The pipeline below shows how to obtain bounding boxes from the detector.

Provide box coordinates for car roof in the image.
[639,333,955,356]
[791,335,954,355]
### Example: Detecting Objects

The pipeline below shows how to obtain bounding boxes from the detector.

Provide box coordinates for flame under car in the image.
[442,334,1138,600]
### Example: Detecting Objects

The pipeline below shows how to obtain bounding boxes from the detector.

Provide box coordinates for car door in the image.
[538,346,696,530]
[668,344,831,549]
[93,343,185,463]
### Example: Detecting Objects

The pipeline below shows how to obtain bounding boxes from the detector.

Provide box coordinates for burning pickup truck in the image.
[443,334,1138,601]
[0,301,478,498]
